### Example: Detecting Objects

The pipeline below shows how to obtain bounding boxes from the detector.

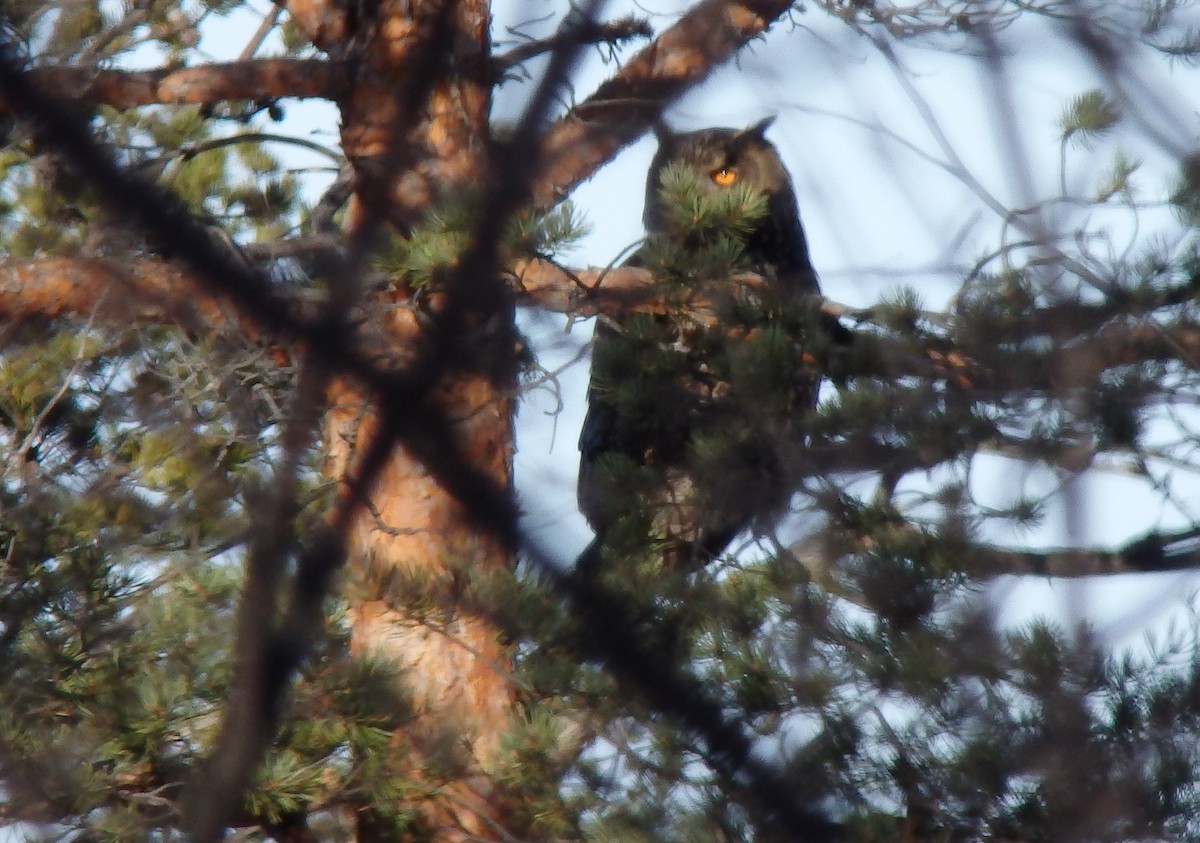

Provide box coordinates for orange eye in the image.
[711,167,737,186]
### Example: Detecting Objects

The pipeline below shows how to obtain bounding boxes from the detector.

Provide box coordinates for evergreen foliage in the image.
[4,1,1200,841]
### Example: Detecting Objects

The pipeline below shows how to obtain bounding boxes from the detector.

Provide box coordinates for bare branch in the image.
[179,131,343,164]
[508,257,657,314]
[0,59,350,113]
[239,4,283,61]
[491,15,652,74]
[0,256,242,328]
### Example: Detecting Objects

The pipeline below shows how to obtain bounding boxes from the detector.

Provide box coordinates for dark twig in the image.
[178,131,344,163]
[491,15,652,75]
[310,162,354,235]
[239,4,283,61]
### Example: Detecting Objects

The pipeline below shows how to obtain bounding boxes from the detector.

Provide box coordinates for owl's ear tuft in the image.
[728,117,776,154]
[742,116,776,141]
[652,119,675,146]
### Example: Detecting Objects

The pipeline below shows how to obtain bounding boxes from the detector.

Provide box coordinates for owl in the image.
[576,118,828,574]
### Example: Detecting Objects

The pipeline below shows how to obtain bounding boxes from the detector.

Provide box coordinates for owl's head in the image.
[643,118,817,289]
[644,117,792,229]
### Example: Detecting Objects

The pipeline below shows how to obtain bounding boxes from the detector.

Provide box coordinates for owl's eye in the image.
[711,167,738,186]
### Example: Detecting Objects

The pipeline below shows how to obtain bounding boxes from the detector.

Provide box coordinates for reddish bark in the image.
[323,0,516,838]
[0,257,232,326]
[1,60,349,112]
[281,0,351,52]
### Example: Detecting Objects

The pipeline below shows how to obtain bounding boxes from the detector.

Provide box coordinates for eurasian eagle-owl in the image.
[577,118,826,573]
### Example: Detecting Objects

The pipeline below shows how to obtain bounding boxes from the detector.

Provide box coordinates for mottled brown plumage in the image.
[577,119,827,573]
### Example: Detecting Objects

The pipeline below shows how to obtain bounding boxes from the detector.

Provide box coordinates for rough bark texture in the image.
[321,0,517,839]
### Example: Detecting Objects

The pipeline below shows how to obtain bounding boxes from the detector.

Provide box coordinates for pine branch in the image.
[493,552,844,842]
[793,523,1200,581]
[0,58,350,113]
[532,0,801,207]
[10,255,1200,403]
[8,251,1200,587]
[512,257,1200,393]
[0,50,395,395]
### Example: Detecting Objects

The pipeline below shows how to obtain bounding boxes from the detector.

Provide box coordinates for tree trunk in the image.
[323,0,517,839]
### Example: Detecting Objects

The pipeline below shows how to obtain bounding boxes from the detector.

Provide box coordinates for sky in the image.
[187,0,1200,652]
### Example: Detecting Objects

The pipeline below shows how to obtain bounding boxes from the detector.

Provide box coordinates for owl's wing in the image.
[577,317,623,535]
[577,241,653,535]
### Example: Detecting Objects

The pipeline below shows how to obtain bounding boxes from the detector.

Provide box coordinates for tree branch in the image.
[795,524,1200,581]
[511,258,1200,394]
[511,257,831,317]
[0,257,239,327]
[239,4,284,61]
[178,131,343,164]
[0,59,350,113]
[508,258,657,314]
[531,0,798,207]
[10,254,1200,398]
[974,525,1200,577]
[491,15,652,74]
[10,252,1200,588]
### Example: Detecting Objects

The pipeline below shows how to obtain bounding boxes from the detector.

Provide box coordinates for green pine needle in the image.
[1060,90,1121,148]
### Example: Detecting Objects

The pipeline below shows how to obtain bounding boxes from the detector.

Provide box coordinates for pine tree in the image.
[3,1,1200,842]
